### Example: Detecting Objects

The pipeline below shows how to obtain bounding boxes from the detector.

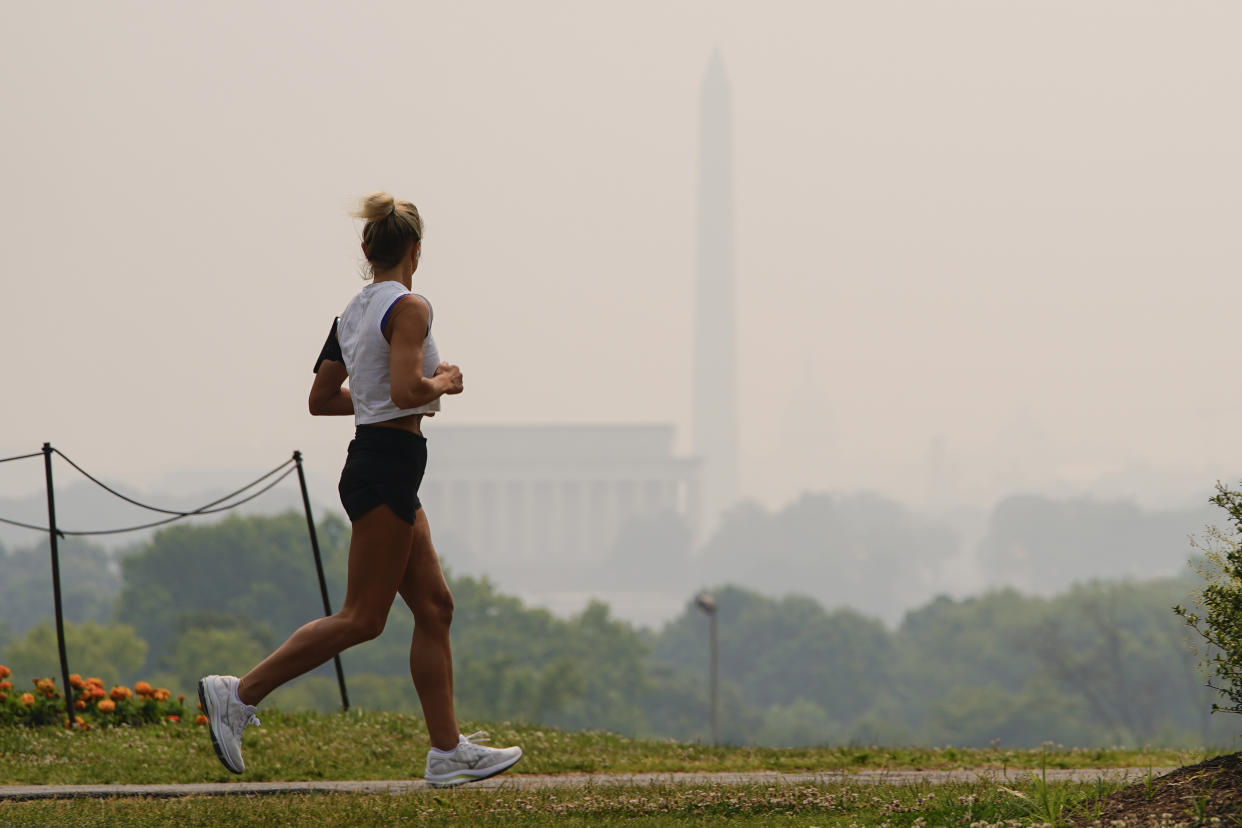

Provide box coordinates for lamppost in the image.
[695,591,718,745]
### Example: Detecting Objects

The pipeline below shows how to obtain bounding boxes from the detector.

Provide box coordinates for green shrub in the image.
[1174,482,1242,715]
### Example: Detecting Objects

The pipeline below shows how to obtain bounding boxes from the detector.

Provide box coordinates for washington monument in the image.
[693,51,740,538]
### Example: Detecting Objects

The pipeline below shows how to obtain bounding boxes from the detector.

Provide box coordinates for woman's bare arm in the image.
[387,296,461,409]
[309,360,353,415]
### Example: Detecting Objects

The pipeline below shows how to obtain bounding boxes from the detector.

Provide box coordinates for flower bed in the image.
[0,665,195,729]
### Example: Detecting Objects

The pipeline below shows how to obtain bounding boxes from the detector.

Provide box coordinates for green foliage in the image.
[756,698,839,747]
[263,673,424,714]
[896,590,1045,698]
[697,494,959,623]
[923,679,1084,747]
[2,621,147,690]
[1175,481,1242,715]
[0,670,185,729]
[0,538,120,637]
[0,673,68,727]
[978,495,1215,595]
[650,587,893,741]
[7,509,1222,748]
[1036,579,1211,743]
[158,626,268,695]
[115,512,349,676]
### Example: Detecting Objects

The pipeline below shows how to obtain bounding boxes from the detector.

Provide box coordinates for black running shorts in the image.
[337,425,427,525]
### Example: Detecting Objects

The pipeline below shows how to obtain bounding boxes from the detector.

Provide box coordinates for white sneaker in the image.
[424,731,522,787]
[198,674,261,774]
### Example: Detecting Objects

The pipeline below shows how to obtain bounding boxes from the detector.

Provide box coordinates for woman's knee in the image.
[416,587,454,633]
[340,609,387,643]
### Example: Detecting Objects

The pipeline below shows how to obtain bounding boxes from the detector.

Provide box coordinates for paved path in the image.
[0,767,1174,801]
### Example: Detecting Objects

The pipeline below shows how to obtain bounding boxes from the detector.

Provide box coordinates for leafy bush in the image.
[0,665,189,729]
[1174,482,1242,715]
[2,621,147,690]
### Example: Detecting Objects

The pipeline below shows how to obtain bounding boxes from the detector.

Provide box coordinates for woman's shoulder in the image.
[388,292,431,324]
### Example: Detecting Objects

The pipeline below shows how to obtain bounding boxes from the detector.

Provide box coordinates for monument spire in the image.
[692,50,739,540]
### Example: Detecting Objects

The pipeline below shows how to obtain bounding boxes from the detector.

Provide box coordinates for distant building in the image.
[420,425,700,563]
[423,53,737,562]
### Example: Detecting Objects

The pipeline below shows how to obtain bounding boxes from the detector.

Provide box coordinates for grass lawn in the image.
[0,709,1213,786]
[0,777,1132,827]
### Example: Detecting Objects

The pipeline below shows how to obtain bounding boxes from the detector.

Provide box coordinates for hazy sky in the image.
[3,1,1240,516]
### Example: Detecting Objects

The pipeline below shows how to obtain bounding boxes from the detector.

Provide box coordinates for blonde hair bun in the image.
[353,191,397,222]
[353,191,424,275]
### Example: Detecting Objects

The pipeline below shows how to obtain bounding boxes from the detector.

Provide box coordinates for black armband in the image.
[313,318,343,373]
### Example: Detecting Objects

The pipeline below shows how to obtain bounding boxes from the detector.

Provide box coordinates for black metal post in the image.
[42,443,75,729]
[293,451,349,712]
[695,591,719,745]
[709,610,719,745]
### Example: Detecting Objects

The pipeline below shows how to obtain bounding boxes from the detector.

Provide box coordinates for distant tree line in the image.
[454,491,1218,628]
[0,511,1236,748]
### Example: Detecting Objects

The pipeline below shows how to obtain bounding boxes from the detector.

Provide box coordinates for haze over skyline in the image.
[4,1,1241,518]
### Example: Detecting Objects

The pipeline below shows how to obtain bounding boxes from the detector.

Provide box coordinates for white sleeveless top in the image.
[337,280,441,425]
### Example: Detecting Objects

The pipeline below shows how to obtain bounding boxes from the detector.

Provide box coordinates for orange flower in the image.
[109,686,132,701]
[0,665,10,679]
[19,693,35,707]
[134,681,153,697]
[85,677,103,688]
[166,715,180,723]
[0,692,7,702]
[154,688,171,702]
[69,674,84,689]
[91,685,107,699]
[35,678,55,692]
[75,699,86,710]
[98,699,116,713]
[178,695,185,703]
[195,714,208,725]
[0,681,11,691]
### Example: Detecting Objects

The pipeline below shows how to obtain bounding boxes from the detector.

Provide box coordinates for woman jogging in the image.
[199,191,522,787]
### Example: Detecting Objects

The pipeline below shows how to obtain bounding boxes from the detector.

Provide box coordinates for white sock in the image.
[232,681,248,708]
[429,745,458,757]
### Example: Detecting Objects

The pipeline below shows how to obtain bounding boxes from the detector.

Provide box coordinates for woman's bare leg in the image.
[397,508,459,751]
[237,505,416,706]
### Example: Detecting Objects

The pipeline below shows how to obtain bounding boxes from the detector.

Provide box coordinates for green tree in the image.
[549,602,649,734]
[922,678,1088,747]
[756,699,839,747]
[0,538,120,637]
[155,627,269,697]
[978,495,1215,594]
[649,586,893,735]
[448,580,649,731]
[3,621,147,689]
[892,580,1232,747]
[1176,481,1242,718]
[639,660,760,743]
[1035,578,1213,745]
[115,512,349,675]
[695,493,959,624]
[889,590,1048,738]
